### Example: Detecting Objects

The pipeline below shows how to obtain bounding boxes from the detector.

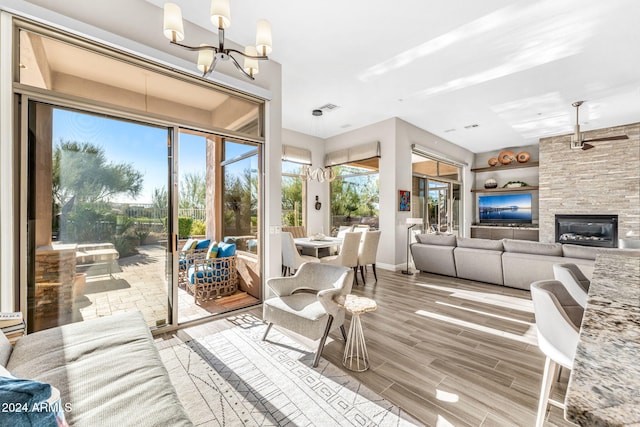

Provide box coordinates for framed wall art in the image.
[398,190,411,211]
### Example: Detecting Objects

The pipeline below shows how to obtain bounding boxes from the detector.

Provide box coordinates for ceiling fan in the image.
[570,101,629,150]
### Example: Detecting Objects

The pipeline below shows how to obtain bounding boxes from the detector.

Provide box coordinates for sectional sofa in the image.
[410,234,640,290]
[1,311,192,426]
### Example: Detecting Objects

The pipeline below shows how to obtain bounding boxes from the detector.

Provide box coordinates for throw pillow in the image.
[217,242,236,258]
[207,241,219,259]
[0,376,62,426]
[180,238,197,252]
[195,239,210,250]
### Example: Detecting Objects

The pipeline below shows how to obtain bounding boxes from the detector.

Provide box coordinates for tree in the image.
[179,171,206,209]
[53,141,144,244]
[152,186,168,211]
[53,140,143,206]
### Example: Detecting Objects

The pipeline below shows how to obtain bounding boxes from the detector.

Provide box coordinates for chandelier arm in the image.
[225,48,269,61]
[202,55,219,78]
[170,40,220,54]
[227,54,256,80]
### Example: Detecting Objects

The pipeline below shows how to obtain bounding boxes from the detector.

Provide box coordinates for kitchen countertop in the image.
[565,253,640,426]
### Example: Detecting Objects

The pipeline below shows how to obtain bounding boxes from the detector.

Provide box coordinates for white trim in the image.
[0,11,14,311]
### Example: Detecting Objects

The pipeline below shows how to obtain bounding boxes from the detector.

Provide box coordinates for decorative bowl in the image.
[487,157,498,167]
[498,150,515,165]
[484,178,498,189]
[516,152,531,163]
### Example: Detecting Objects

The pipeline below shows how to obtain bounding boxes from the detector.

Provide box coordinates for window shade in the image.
[282,145,312,165]
[325,141,380,167]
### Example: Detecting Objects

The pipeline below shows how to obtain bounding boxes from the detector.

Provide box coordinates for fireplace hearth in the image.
[555,215,618,248]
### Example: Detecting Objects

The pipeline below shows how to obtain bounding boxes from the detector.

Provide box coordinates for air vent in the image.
[464,123,479,129]
[444,128,456,133]
[316,103,340,112]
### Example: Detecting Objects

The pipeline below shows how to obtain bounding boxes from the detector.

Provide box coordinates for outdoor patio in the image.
[43,244,259,330]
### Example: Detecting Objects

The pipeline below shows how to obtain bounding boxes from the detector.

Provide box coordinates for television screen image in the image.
[478,193,532,223]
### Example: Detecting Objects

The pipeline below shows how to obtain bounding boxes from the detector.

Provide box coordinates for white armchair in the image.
[262,263,354,367]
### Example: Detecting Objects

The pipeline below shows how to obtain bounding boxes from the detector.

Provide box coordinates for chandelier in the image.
[163,0,272,80]
[302,166,336,183]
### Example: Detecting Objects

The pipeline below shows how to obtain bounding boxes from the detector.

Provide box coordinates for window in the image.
[221,140,260,250]
[281,161,306,227]
[329,159,379,234]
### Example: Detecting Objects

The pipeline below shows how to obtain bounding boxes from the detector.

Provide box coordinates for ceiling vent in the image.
[316,103,340,112]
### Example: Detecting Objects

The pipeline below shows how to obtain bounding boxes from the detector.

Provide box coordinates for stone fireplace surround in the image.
[538,122,640,243]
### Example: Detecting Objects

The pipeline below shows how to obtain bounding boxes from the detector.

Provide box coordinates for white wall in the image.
[324,118,474,270]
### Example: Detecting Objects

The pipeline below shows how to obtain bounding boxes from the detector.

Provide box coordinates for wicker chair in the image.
[178,248,208,288]
[187,255,238,304]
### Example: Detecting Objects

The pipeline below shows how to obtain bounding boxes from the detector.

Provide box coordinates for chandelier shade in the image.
[163,3,184,42]
[162,1,272,80]
[210,0,231,29]
[255,19,273,56]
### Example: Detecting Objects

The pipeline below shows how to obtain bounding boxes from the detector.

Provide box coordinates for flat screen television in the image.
[478,193,532,224]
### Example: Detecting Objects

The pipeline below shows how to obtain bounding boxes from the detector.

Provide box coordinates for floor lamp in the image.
[401,217,423,275]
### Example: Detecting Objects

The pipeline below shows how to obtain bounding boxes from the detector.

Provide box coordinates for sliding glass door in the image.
[175,131,262,323]
[412,154,462,236]
[26,102,173,332]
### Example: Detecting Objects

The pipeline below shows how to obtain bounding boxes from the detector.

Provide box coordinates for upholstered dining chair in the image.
[262,263,354,367]
[531,280,584,427]
[281,232,319,276]
[552,263,591,308]
[358,230,381,283]
[320,232,361,285]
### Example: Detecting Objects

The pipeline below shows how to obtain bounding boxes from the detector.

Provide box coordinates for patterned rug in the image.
[159,313,420,426]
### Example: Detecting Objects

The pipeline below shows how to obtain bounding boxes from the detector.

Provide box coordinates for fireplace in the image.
[555,215,618,248]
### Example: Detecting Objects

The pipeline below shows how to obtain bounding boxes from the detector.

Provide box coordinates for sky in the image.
[52,108,255,204]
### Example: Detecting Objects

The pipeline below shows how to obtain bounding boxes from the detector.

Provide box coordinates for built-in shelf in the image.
[471,161,539,173]
[471,186,539,193]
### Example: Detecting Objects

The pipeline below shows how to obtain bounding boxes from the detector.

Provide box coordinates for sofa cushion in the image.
[0,332,10,367]
[415,233,457,246]
[562,244,599,260]
[7,311,192,427]
[502,239,562,256]
[456,237,504,251]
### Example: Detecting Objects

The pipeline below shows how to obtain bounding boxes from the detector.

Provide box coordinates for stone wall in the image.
[538,123,640,243]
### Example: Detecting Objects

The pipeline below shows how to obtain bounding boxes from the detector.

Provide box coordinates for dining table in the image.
[293,236,343,258]
[565,252,640,426]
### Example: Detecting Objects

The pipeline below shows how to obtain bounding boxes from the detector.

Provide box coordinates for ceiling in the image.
[20,0,640,153]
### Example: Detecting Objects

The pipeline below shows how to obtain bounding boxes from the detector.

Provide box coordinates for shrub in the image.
[191,219,206,236]
[178,217,194,238]
[112,233,138,258]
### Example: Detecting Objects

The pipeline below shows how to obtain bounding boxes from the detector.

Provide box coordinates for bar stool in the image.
[530,280,584,427]
[553,263,590,308]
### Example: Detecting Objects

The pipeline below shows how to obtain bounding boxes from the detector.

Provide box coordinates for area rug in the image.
[159,313,420,426]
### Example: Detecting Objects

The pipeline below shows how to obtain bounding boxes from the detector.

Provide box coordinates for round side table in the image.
[334,294,377,372]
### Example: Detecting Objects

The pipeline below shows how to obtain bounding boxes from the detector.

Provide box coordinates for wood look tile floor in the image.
[317,269,575,427]
[167,268,575,427]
